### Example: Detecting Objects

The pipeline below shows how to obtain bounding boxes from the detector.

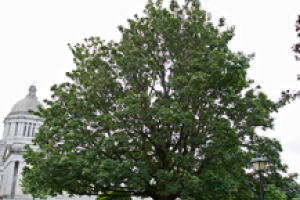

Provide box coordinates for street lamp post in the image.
[250,155,268,200]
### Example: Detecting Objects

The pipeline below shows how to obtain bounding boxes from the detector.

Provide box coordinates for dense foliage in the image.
[21,0,300,200]
[177,184,296,200]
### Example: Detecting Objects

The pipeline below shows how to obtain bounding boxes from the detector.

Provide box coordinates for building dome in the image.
[9,85,43,116]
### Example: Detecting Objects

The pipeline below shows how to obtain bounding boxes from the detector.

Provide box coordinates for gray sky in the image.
[1,0,300,184]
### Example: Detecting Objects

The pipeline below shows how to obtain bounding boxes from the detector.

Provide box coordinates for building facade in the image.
[0,85,45,200]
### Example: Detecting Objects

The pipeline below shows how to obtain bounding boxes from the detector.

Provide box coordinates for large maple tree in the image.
[21,0,300,200]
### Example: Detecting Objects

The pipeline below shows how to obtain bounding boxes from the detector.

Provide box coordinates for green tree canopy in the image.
[21,0,300,200]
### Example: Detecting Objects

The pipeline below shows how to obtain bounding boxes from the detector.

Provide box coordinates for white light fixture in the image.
[250,156,268,171]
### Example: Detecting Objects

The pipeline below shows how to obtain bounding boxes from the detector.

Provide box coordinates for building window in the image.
[23,123,27,136]
[11,161,19,198]
[32,123,36,137]
[27,123,32,137]
[7,123,11,136]
[15,122,18,136]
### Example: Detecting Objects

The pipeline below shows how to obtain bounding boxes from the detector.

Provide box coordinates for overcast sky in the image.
[1,0,300,186]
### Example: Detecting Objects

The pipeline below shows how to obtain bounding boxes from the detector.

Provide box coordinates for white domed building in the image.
[0,85,44,200]
[0,85,97,200]
[0,85,149,200]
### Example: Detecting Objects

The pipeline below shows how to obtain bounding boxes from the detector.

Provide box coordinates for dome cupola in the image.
[9,85,43,116]
[2,85,44,144]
